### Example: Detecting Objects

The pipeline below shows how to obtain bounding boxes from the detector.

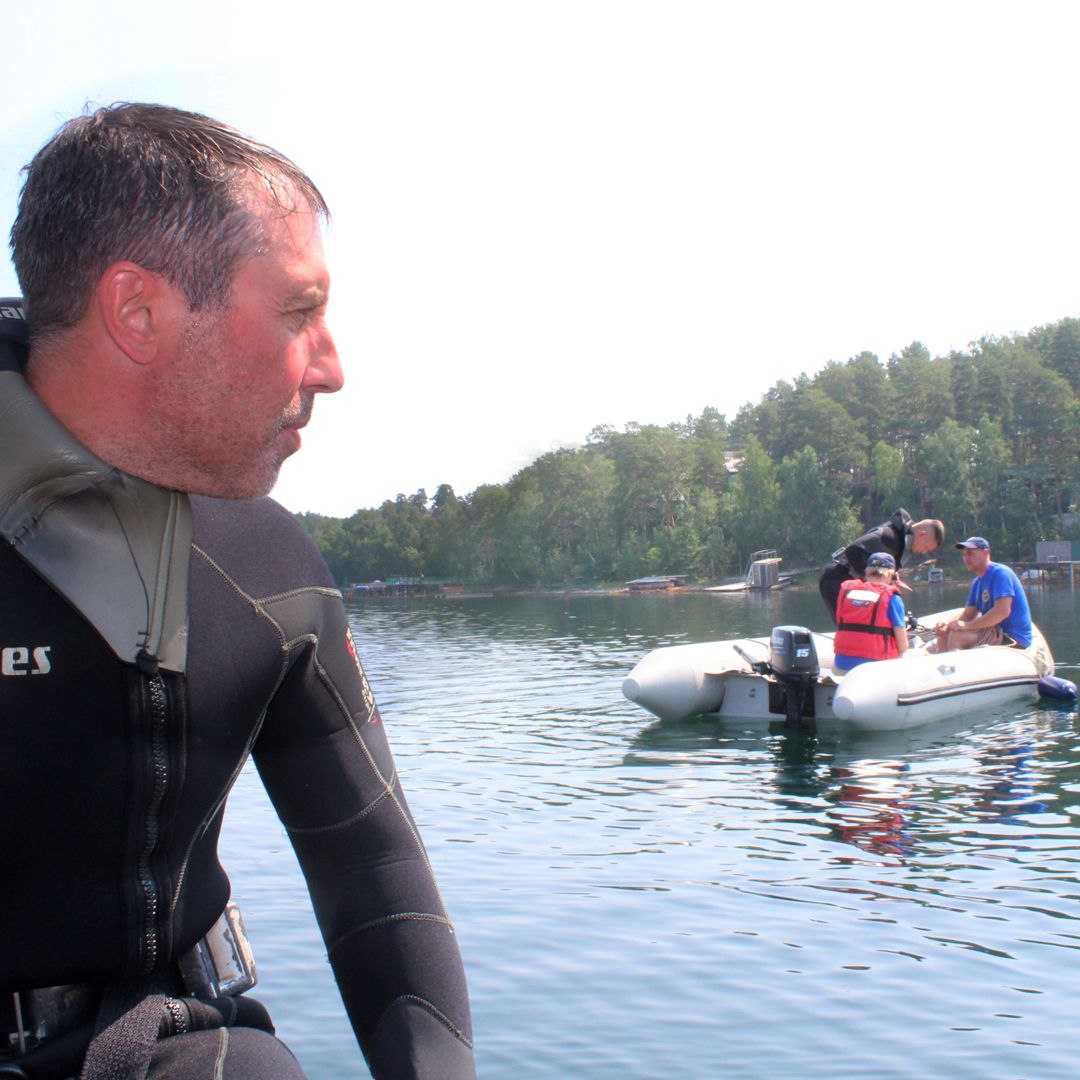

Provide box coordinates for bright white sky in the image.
[3,2,1079,516]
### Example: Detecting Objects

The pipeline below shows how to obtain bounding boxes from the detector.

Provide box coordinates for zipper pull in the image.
[136,648,160,677]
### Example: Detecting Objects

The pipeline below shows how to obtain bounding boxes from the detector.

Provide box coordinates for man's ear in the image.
[96,261,186,365]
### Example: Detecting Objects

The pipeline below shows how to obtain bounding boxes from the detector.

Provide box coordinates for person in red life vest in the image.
[833,552,909,671]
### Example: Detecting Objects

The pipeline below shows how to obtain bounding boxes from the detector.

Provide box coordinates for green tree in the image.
[970,416,1012,538]
[464,484,511,582]
[949,339,1015,432]
[1010,360,1078,517]
[718,437,782,564]
[886,341,954,458]
[689,406,730,494]
[609,423,694,543]
[866,441,917,526]
[813,351,889,448]
[524,448,617,583]
[1037,317,1080,394]
[914,419,978,536]
[777,447,859,565]
[728,381,791,461]
[426,484,473,581]
[772,384,864,476]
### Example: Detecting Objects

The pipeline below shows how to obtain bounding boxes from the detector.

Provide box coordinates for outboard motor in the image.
[768,625,819,726]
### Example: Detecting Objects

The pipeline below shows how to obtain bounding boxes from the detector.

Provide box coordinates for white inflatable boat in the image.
[622,607,1056,732]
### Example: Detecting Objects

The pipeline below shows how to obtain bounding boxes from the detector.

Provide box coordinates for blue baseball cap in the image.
[955,536,990,550]
[866,552,896,570]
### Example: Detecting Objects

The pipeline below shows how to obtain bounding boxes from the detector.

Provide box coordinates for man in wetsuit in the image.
[818,508,944,623]
[0,104,473,1079]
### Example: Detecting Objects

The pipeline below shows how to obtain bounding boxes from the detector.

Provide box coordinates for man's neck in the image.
[27,337,144,472]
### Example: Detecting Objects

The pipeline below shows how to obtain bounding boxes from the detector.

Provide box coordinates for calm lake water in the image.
[220,583,1080,1079]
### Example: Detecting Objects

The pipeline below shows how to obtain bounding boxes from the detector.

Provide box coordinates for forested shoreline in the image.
[297,318,1080,587]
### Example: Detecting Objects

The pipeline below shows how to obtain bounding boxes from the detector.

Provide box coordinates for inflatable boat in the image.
[622,607,1056,732]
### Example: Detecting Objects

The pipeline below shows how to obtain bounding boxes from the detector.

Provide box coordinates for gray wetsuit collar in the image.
[0,366,191,673]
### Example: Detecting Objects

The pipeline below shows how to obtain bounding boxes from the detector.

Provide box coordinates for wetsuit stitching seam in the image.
[5,470,116,544]
[310,653,394,784]
[190,542,292,662]
[172,546,292,911]
[375,993,474,1050]
[310,651,451,918]
[258,585,342,604]
[192,545,290,649]
[307,651,418,849]
[142,490,184,661]
[385,789,448,914]
[213,1026,229,1080]
[328,911,451,953]
[285,787,391,834]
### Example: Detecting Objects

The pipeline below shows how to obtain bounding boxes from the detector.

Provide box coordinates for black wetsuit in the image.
[0,303,473,1079]
[818,508,913,623]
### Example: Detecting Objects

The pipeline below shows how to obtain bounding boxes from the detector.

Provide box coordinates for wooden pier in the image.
[1010,560,1079,585]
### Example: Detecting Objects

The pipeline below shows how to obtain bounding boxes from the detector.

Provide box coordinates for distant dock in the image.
[1010,561,1079,585]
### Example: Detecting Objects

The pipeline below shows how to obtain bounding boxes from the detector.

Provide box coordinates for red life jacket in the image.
[834,578,901,661]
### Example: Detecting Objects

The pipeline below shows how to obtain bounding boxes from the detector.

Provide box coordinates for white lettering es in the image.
[1,646,51,676]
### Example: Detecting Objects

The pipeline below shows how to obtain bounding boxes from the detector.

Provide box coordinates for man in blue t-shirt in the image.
[934,536,1033,651]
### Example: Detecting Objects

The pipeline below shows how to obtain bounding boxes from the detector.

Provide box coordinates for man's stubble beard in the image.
[143,311,310,500]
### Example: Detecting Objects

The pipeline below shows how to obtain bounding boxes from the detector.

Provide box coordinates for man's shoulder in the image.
[988,561,1022,587]
[192,493,307,535]
[887,507,913,533]
[190,495,336,594]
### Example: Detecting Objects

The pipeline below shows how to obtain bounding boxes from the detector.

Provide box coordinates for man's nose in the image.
[304,324,344,394]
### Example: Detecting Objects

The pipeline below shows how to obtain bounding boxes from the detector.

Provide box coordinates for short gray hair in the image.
[10,102,328,343]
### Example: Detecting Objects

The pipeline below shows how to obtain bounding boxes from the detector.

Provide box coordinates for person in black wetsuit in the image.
[818,508,944,623]
[0,104,473,1079]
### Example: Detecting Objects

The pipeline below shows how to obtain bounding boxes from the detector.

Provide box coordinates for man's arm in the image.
[215,497,475,1077]
[252,607,475,1080]
[842,542,869,577]
[936,604,979,634]
[192,496,474,1078]
[949,596,1012,633]
[887,594,909,656]
[253,616,475,1079]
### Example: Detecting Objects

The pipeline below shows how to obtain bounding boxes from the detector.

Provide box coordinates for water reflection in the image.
[623,705,1080,863]
[972,741,1048,821]
[829,759,913,858]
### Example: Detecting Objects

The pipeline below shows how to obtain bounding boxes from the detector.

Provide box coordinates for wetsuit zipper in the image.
[163,996,189,1036]
[136,660,170,975]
